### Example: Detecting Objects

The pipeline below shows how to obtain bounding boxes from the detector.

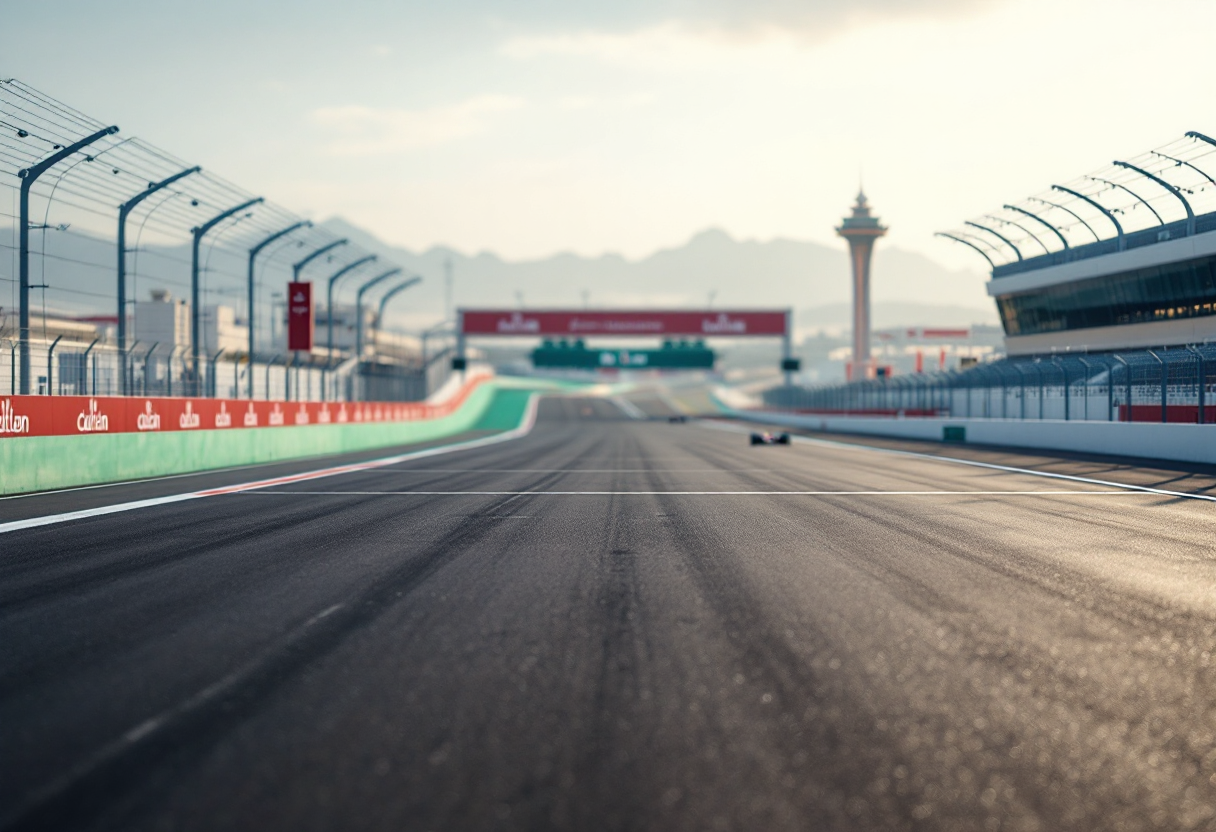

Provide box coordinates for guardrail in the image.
[0,370,523,494]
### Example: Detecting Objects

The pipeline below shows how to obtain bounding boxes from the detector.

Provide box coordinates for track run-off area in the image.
[4,394,1216,831]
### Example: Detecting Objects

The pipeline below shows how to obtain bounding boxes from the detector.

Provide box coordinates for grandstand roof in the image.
[938,132,1216,278]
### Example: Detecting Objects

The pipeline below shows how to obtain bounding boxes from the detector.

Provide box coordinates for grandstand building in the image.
[939,131,1216,356]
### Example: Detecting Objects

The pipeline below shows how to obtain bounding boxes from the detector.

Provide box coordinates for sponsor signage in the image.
[905,328,970,339]
[287,281,314,352]
[532,345,716,370]
[461,310,788,337]
[0,377,488,440]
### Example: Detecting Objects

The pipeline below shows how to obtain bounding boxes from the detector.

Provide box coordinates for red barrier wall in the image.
[0,379,486,440]
[780,408,946,418]
[1117,404,1216,424]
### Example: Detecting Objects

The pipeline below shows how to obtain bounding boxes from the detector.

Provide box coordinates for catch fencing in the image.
[0,336,436,403]
[763,345,1216,423]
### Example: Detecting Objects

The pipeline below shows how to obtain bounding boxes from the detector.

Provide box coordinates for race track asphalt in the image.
[4,395,1216,832]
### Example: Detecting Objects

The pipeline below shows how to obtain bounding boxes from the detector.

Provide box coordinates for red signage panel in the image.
[0,375,496,440]
[460,309,788,337]
[287,281,314,351]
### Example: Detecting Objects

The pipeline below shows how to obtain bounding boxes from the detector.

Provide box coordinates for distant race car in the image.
[750,431,791,446]
[668,414,688,423]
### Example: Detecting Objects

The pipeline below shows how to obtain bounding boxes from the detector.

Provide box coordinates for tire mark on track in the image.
[3,487,557,832]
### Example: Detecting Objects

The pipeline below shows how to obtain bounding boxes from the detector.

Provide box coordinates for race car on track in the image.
[750,431,792,446]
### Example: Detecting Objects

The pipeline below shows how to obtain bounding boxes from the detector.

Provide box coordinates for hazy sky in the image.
[4,0,1213,270]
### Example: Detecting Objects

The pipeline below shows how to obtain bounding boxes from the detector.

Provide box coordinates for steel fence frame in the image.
[764,345,1216,424]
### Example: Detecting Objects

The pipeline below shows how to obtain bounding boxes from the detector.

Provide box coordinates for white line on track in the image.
[234,490,1141,497]
[0,395,541,535]
[302,468,782,473]
[701,419,1216,504]
[610,396,647,419]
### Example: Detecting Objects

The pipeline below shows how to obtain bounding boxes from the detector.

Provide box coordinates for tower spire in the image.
[835,191,887,380]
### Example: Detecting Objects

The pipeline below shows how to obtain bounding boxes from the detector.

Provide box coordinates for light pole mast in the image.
[17,124,119,393]
[836,191,886,381]
[117,166,201,394]
[326,255,377,359]
[247,220,311,396]
[354,268,403,362]
[191,197,263,393]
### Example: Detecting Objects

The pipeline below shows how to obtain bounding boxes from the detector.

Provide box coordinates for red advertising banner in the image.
[460,309,788,337]
[287,281,314,351]
[0,375,489,440]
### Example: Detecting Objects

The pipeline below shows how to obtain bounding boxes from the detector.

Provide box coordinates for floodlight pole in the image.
[1003,205,1069,250]
[983,214,1049,255]
[325,255,377,360]
[247,220,311,397]
[17,124,119,394]
[292,238,349,282]
[935,233,997,272]
[964,220,1022,261]
[1052,185,1124,250]
[191,197,263,393]
[376,276,423,335]
[1113,160,1196,236]
[117,165,201,394]
[354,269,404,361]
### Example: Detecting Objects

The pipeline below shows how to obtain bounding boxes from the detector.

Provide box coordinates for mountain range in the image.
[321,219,997,334]
[0,218,997,342]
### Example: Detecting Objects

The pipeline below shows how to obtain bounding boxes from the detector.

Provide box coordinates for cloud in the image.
[671,0,998,37]
[500,0,1002,61]
[311,96,524,155]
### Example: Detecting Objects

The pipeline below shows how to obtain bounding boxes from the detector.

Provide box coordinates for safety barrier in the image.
[716,395,1216,467]
[0,374,550,495]
[0,384,484,439]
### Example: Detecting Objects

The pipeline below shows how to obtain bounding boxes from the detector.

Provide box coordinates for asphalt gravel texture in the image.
[4,395,1216,832]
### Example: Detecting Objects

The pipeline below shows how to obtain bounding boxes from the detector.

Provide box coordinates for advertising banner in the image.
[0,376,486,440]
[461,309,788,337]
[287,281,314,351]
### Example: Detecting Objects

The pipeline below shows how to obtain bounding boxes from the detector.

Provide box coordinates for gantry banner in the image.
[460,309,789,337]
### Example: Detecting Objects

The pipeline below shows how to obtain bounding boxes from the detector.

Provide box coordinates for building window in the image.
[997,254,1216,337]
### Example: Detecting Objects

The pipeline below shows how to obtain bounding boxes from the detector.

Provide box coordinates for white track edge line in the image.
[231,490,1144,496]
[701,418,1216,504]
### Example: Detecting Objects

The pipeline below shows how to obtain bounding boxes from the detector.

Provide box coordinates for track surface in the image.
[4,396,1216,831]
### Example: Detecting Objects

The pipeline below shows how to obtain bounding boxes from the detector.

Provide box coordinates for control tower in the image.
[836,191,887,379]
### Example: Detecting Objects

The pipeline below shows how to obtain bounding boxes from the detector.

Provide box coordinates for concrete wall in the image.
[0,379,544,496]
[725,407,1216,466]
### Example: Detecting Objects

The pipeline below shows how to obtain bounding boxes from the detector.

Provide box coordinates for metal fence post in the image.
[1112,354,1129,421]
[209,349,224,398]
[1076,357,1091,421]
[267,354,280,400]
[1053,357,1069,421]
[1187,346,1206,424]
[81,338,99,396]
[46,335,63,395]
[1147,350,1166,423]
[1034,361,1045,420]
[142,342,158,396]
[166,346,178,397]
